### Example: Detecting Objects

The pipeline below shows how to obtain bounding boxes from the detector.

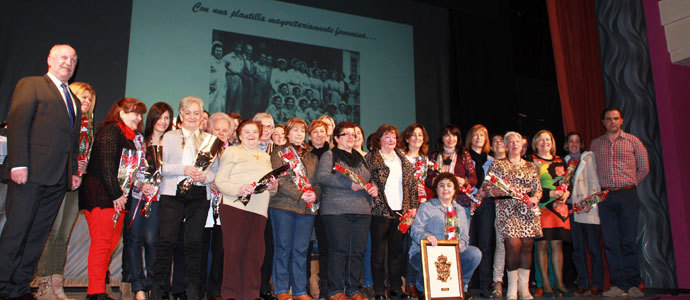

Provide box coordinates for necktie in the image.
[60,83,76,128]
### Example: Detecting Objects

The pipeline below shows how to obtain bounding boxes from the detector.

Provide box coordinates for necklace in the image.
[381,150,396,162]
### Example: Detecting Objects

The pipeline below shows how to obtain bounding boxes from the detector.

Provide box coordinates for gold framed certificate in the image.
[421,239,464,300]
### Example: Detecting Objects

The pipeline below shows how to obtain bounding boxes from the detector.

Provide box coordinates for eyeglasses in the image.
[337,132,355,137]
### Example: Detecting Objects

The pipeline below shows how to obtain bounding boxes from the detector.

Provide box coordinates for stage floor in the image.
[56,287,690,300]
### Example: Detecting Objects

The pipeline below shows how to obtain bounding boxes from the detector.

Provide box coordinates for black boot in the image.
[149,286,163,300]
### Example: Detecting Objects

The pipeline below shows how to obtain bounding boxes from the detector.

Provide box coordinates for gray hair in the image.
[207,112,233,133]
[504,131,522,147]
[252,112,274,125]
[179,96,203,113]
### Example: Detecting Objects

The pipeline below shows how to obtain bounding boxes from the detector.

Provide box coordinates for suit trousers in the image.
[36,190,80,276]
[0,175,67,298]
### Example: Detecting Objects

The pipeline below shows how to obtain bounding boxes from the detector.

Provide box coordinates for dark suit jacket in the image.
[2,74,81,188]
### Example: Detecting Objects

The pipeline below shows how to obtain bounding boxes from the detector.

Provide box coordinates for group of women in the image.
[35,88,604,300]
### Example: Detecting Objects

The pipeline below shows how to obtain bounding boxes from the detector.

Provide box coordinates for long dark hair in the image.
[435,123,463,154]
[143,102,173,143]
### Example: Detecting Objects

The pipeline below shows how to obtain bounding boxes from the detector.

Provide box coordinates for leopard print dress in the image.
[482,159,543,239]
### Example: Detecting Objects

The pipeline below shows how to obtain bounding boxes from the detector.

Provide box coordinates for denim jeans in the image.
[269,209,315,296]
[410,245,482,292]
[570,220,604,289]
[322,214,370,297]
[598,188,641,291]
[125,199,160,292]
[403,233,417,288]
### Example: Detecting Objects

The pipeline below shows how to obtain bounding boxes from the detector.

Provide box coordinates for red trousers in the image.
[84,208,124,295]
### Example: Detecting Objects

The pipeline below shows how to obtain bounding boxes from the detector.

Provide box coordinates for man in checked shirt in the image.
[591,107,649,298]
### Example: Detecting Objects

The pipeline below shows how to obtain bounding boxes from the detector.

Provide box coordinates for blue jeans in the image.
[269,209,315,296]
[598,188,641,291]
[124,199,160,292]
[322,214,370,297]
[570,220,604,289]
[363,234,373,287]
[410,245,482,292]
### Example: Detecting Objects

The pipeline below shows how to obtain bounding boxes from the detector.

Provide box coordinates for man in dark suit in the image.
[0,44,82,300]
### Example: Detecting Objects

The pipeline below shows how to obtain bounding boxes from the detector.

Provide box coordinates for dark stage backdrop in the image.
[0,1,132,126]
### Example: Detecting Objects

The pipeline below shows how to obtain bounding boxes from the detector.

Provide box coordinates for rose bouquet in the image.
[397,210,416,234]
[281,146,317,213]
[235,164,290,205]
[484,172,540,216]
[570,190,609,214]
[444,206,460,241]
[413,157,442,203]
[115,149,142,228]
[553,159,579,207]
[77,116,93,176]
[140,145,163,218]
[333,162,380,200]
[177,134,225,194]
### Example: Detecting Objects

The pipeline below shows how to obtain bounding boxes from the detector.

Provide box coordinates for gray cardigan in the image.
[315,149,373,215]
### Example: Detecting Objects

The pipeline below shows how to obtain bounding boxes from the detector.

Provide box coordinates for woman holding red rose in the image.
[530,130,571,297]
[364,124,418,300]
[408,172,481,299]
[480,131,542,300]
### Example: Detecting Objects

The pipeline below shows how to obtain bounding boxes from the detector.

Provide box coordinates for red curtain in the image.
[546,0,606,148]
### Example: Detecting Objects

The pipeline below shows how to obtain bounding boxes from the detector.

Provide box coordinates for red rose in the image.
[449,236,458,241]
[446,226,456,233]
[446,210,457,217]
[491,177,497,184]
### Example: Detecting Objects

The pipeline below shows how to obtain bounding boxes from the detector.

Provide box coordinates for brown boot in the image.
[35,276,56,300]
[276,293,293,300]
[120,282,134,300]
[50,275,75,300]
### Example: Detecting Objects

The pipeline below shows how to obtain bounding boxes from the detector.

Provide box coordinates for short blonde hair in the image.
[504,131,522,148]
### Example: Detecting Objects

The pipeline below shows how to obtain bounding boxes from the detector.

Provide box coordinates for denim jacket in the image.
[408,198,469,258]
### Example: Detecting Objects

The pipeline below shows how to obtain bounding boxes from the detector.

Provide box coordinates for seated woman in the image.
[408,172,482,300]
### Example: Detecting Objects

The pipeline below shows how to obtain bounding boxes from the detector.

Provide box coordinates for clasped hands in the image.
[184,166,206,183]
[351,182,378,197]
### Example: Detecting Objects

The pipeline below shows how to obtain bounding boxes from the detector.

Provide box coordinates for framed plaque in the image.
[421,239,464,300]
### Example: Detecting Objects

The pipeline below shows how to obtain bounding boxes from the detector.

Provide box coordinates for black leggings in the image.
[505,237,534,271]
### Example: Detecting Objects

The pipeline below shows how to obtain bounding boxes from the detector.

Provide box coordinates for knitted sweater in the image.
[315,149,372,215]
[79,123,135,211]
